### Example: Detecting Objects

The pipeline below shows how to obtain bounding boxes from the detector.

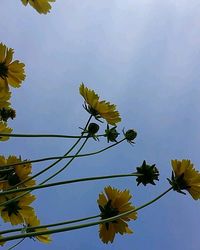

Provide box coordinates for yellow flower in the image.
[0,155,36,190]
[79,83,121,125]
[25,215,52,243]
[171,159,200,200]
[0,193,36,225]
[0,43,25,88]
[0,122,12,141]
[0,82,11,109]
[21,0,56,14]
[97,186,137,244]
[0,235,5,247]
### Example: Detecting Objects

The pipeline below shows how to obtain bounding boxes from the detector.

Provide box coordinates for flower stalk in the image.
[0,173,142,196]
[0,187,172,243]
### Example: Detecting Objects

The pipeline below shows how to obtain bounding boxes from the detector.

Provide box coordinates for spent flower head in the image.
[97,186,137,244]
[136,160,159,186]
[104,125,119,143]
[79,83,121,125]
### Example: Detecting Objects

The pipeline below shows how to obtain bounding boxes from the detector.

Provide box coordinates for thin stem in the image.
[40,137,88,184]
[7,238,25,250]
[0,133,88,139]
[0,173,141,196]
[0,138,125,169]
[0,116,92,208]
[0,187,172,242]
[0,133,105,139]
[8,115,93,189]
[0,215,100,235]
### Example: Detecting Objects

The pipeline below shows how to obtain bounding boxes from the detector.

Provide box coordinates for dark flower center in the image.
[0,167,21,186]
[88,106,99,116]
[176,175,190,190]
[3,199,21,217]
[99,200,119,230]
[8,172,21,186]
[168,172,191,195]
[0,62,8,79]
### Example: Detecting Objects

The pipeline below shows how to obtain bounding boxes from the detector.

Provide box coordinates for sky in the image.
[1,0,200,249]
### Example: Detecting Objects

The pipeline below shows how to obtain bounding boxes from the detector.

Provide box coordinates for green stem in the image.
[0,133,88,139]
[40,137,89,184]
[0,187,172,243]
[7,238,25,250]
[0,138,125,169]
[0,215,100,235]
[0,133,105,139]
[0,173,141,196]
[0,116,92,208]
[8,115,93,189]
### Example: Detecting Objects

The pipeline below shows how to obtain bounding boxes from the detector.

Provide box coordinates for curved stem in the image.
[0,173,141,196]
[40,137,89,184]
[0,215,100,235]
[8,115,93,189]
[0,116,92,208]
[1,138,126,169]
[7,238,25,250]
[0,187,172,242]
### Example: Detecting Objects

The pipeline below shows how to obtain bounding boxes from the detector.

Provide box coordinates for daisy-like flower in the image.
[0,122,12,141]
[169,159,200,200]
[0,235,5,247]
[97,186,137,244]
[0,43,25,88]
[0,82,11,109]
[21,0,56,14]
[0,43,25,89]
[25,215,52,243]
[0,155,35,190]
[79,83,121,125]
[0,193,36,225]
[0,92,11,109]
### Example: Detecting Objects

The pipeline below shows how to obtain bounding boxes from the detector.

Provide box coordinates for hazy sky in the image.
[1,1,200,249]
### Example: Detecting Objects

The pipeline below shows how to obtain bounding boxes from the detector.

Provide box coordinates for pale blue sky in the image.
[1,1,200,249]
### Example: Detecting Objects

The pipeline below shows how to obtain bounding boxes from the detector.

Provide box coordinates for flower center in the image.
[0,167,14,181]
[0,62,8,79]
[88,106,99,116]
[3,199,21,217]
[8,172,21,186]
[100,200,119,230]
[176,175,190,190]
[0,168,21,186]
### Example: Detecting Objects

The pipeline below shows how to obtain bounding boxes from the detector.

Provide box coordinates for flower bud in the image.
[123,129,137,144]
[87,123,99,136]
